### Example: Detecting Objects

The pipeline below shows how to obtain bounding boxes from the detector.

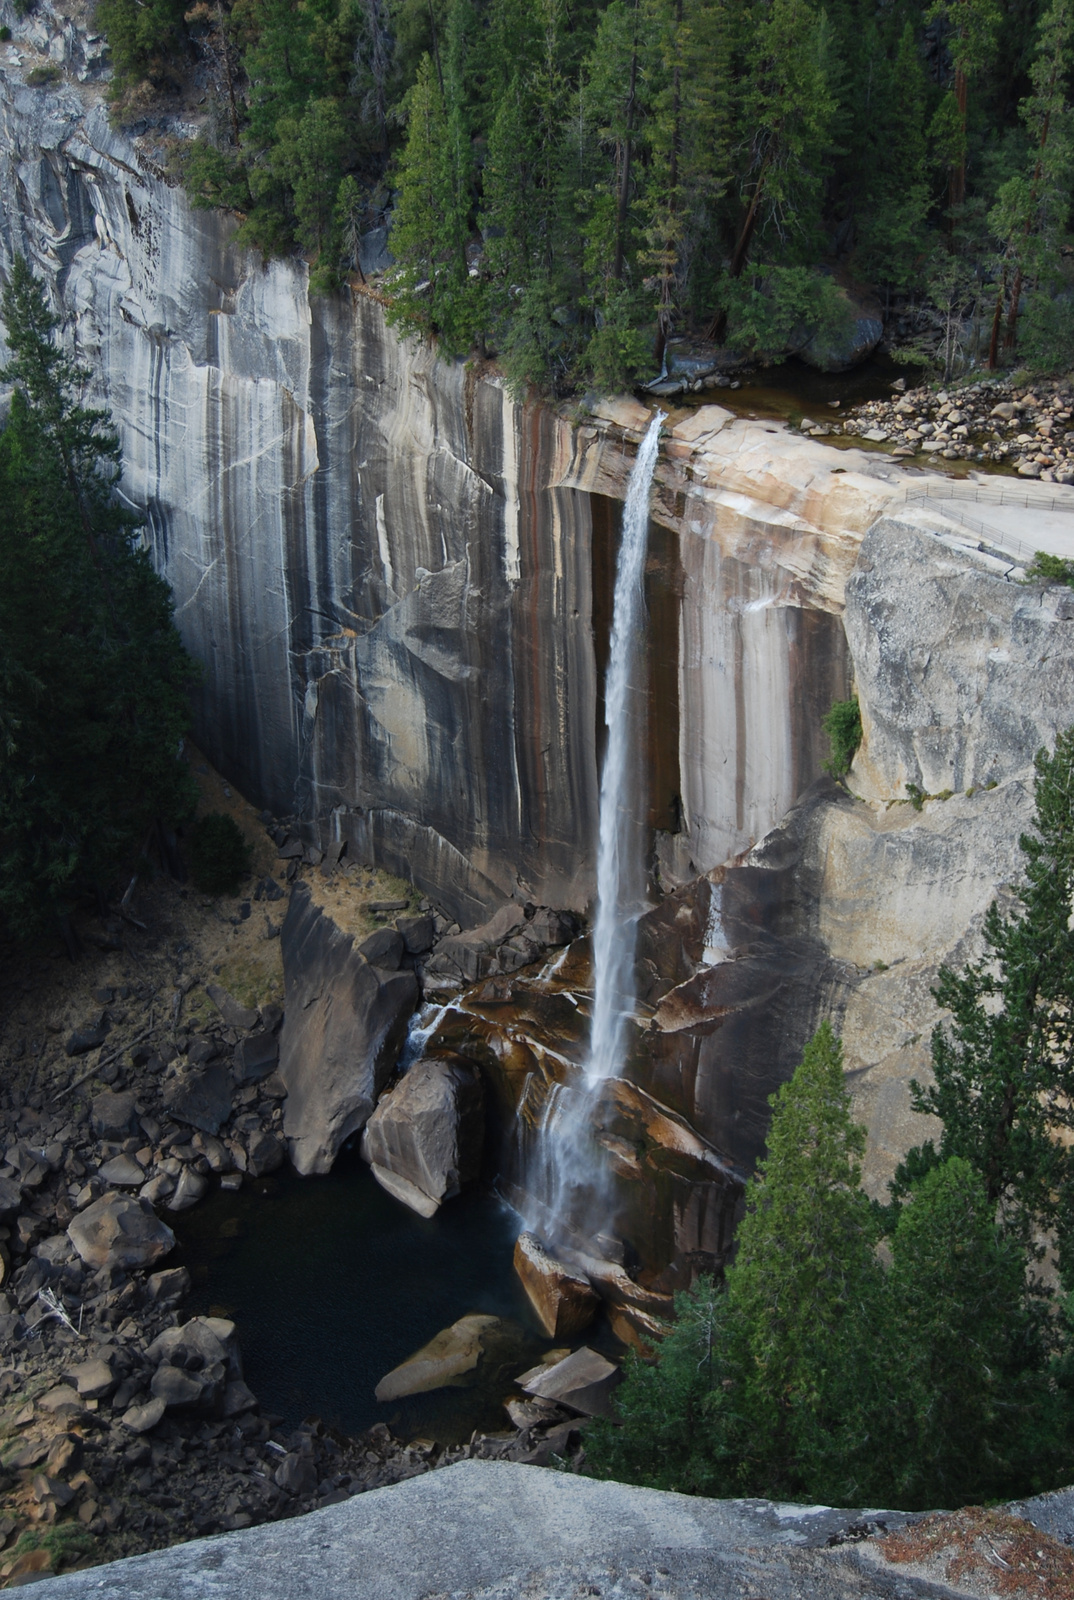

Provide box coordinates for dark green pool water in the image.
[171,1152,557,1446]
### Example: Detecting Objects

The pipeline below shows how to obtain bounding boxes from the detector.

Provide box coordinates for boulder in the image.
[145,1317,238,1413]
[163,1063,233,1136]
[146,1315,241,1377]
[357,928,405,970]
[67,1194,175,1272]
[140,1173,175,1205]
[245,1129,284,1177]
[233,1031,280,1083]
[396,914,435,955]
[165,1167,209,1211]
[526,908,576,947]
[279,886,419,1175]
[147,1266,190,1304]
[66,1021,109,1056]
[274,1450,317,1498]
[121,1397,166,1434]
[360,1056,484,1218]
[375,1314,502,1402]
[151,1364,212,1410]
[222,1380,257,1417]
[91,1090,137,1140]
[513,1233,599,1339]
[38,1386,82,1415]
[97,1155,144,1188]
[0,1176,23,1220]
[516,1346,622,1419]
[206,984,259,1031]
[797,282,883,373]
[63,1358,115,1400]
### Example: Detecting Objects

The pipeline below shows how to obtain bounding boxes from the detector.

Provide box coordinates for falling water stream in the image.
[523,410,665,1248]
[586,411,665,1086]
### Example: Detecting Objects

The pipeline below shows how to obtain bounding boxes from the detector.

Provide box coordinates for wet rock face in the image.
[279,886,418,1175]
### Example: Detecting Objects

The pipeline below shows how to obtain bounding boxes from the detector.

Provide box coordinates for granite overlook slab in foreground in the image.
[24,1461,1074,1600]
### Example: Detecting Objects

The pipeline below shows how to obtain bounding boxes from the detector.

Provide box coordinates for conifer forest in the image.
[96,0,1074,393]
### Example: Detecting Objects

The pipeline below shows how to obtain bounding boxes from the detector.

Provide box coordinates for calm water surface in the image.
[172,1151,562,1445]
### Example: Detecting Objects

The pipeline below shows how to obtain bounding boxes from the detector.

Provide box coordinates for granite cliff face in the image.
[0,44,896,930]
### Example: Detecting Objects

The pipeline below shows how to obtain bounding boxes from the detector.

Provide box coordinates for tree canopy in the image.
[0,257,197,939]
[94,0,1074,391]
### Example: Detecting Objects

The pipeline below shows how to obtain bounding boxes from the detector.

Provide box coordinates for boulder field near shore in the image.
[0,753,608,1586]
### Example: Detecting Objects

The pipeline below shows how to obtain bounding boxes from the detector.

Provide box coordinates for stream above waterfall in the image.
[171,1151,619,1445]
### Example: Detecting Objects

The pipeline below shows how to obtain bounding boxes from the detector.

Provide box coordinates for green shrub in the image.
[821,695,862,778]
[26,63,60,85]
[186,812,251,896]
[0,28,12,42]
[1026,550,1074,588]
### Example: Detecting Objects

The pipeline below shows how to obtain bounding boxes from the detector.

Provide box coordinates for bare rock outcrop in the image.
[848,519,1074,801]
[279,886,418,1175]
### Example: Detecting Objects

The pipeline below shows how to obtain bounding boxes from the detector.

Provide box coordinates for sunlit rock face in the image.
[0,70,880,928]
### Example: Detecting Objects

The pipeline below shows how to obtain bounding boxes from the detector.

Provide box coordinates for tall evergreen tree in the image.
[896,729,1074,1281]
[987,0,1074,361]
[387,53,477,352]
[0,258,196,939]
[926,0,1001,213]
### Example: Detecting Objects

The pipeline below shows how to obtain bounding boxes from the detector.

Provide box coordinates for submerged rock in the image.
[512,1232,599,1339]
[360,1055,484,1218]
[279,887,419,1175]
[374,1313,502,1402]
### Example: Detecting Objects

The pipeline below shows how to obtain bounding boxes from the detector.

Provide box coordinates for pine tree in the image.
[638,0,733,363]
[387,53,477,353]
[854,21,930,294]
[0,258,196,939]
[727,0,836,282]
[882,1157,1054,1508]
[724,1020,884,1499]
[897,729,1074,1281]
[926,0,1001,214]
[987,0,1074,362]
[588,1022,1074,1508]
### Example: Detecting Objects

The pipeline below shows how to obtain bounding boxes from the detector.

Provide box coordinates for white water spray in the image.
[520,410,664,1245]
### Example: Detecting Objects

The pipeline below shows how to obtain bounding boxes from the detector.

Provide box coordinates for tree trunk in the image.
[950,66,968,212]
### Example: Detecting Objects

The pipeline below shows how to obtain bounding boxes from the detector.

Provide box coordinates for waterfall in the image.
[521,410,665,1248]
[585,410,664,1084]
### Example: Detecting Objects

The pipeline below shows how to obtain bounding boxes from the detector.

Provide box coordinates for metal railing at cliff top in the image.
[891,477,1074,567]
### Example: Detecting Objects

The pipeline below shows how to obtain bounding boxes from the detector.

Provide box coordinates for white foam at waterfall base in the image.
[521,411,665,1247]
